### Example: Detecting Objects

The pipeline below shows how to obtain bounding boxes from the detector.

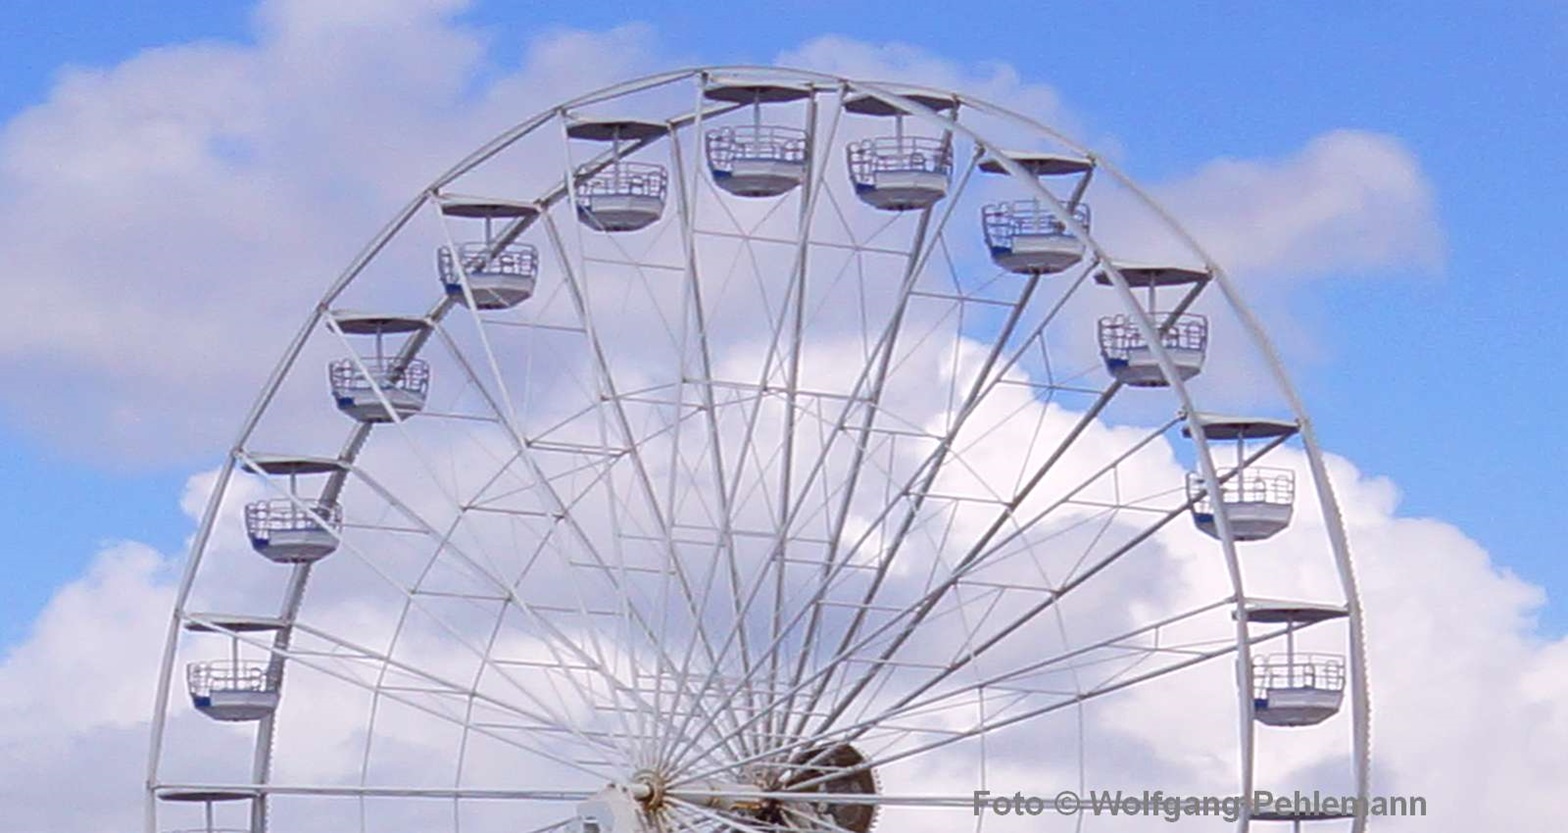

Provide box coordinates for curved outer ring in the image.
[145,66,1370,833]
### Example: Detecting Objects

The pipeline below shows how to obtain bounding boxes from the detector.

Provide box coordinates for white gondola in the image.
[1240,601,1348,727]
[575,162,668,232]
[187,660,279,722]
[844,91,956,211]
[327,312,430,423]
[240,455,344,563]
[1253,652,1346,727]
[846,136,951,211]
[330,357,428,422]
[707,126,809,197]
[704,80,812,197]
[982,201,1089,274]
[569,119,669,232]
[1186,466,1295,541]
[437,196,541,310]
[1098,311,1208,386]
[184,617,283,722]
[1094,263,1211,386]
[1184,415,1300,541]
[438,242,538,310]
[244,498,341,563]
[978,151,1095,274]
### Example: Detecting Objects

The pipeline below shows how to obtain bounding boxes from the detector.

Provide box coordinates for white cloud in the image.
[0,542,173,737]
[0,0,662,463]
[777,35,1073,136]
[1152,129,1445,279]
[15,386,1568,830]
[0,7,1440,464]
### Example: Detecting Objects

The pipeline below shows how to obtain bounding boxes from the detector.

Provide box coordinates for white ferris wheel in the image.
[147,67,1371,833]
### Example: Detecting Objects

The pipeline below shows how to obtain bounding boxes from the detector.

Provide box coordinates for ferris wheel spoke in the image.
[539,208,734,688]
[786,148,984,511]
[757,90,875,746]
[287,619,626,757]
[234,448,630,753]
[787,255,1102,610]
[307,332,605,756]
[809,253,1112,554]
[190,616,622,780]
[519,442,763,767]
[658,91,724,764]
[763,87,839,751]
[337,462,694,760]
[662,414,1196,775]
[833,518,1003,738]
[665,796,786,833]
[760,159,979,745]
[311,530,635,768]
[971,267,1100,409]
[979,424,1293,582]
[451,607,536,796]
[826,403,1176,667]
[660,89,853,767]
[777,636,1255,795]
[630,127,858,773]
[662,804,727,833]
[544,123,786,764]
[795,269,1046,736]
[505,466,760,766]
[657,443,929,772]
[429,444,676,761]
[791,480,1186,745]
[811,613,1322,795]
[508,436,802,768]
[659,152,989,772]
[669,118,768,754]
[158,783,595,801]
[411,244,761,762]
[606,471,764,763]
[821,597,1244,745]
[755,442,1237,761]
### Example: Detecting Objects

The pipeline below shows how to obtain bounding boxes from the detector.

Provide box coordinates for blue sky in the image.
[0,0,1563,650]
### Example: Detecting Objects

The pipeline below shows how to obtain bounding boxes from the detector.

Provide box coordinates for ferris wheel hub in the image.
[628,770,663,807]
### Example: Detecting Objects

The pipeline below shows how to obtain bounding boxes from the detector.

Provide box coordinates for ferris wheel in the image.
[146,67,1371,833]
